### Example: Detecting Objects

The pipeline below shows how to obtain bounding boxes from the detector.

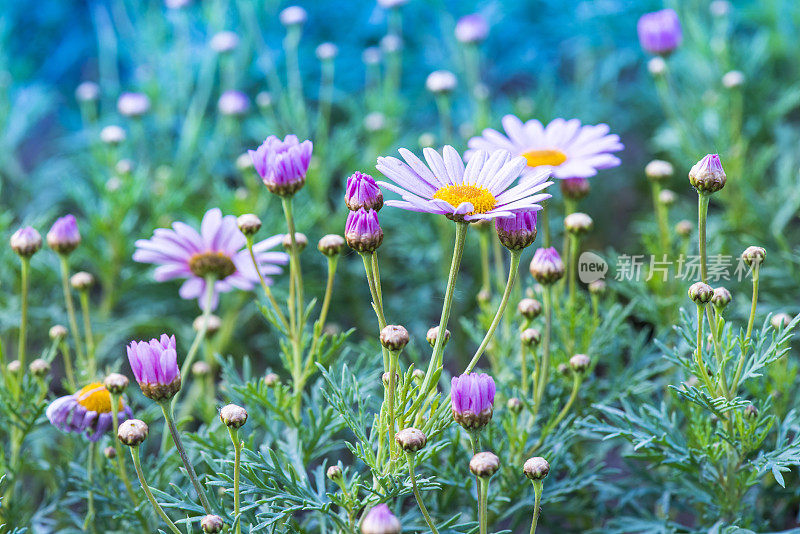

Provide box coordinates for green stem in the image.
[529,480,544,534]
[651,181,670,254]
[84,442,97,533]
[59,339,77,391]
[731,264,760,393]
[17,258,29,375]
[79,290,96,377]
[387,350,399,460]
[695,304,716,394]
[540,206,550,248]
[246,236,289,330]
[306,255,338,365]
[465,250,521,373]
[228,427,243,534]
[159,402,212,513]
[406,453,440,534]
[59,256,86,371]
[130,447,182,534]
[568,234,579,312]
[537,374,582,448]
[478,478,489,534]
[478,230,491,293]
[698,194,710,283]
[171,276,215,410]
[110,395,141,507]
[533,285,553,414]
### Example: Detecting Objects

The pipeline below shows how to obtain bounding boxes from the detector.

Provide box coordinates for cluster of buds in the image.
[344,172,384,253]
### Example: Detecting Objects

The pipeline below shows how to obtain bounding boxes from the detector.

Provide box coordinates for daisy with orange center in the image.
[376,146,552,222]
[46,383,132,442]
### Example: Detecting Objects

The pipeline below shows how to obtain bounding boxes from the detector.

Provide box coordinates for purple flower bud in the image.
[360,504,401,534]
[10,226,42,258]
[248,135,312,196]
[450,372,495,431]
[495,210,537,250]
[688,154,726,194]
[455,14,489,44]
[218,90,250,116]
[345,208,383,253]
[47,215,81,255]
[127,334,181,401]
[529,247,564,285]
[637,9,682,56]
[560,177,590,201]
[345,172,384,212]
[117,92,151,117]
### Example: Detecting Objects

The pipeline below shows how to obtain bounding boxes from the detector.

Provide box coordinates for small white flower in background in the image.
[165,0,191,8]
[377,0,408,8]
[364,112,386,132]
[380,34,403,53]
[210,31,239,53]
[279,6,307,27]
[426,70,457,94]
[256,91,273,108]
[362,47,382,65]
[315,42,338,61]
[117,92,150,117]
[648,56,667,76]
[710,0,731,17]
[722,70,745,89]
[100,125,127,145]
[75,81,99,102]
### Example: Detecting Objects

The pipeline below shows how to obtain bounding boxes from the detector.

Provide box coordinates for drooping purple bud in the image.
[450,372,495,431]
[345,172,384,212]
[495,210,537,250]
[345,208,383,253]
[637,9,682,56]
[248,135,313,197]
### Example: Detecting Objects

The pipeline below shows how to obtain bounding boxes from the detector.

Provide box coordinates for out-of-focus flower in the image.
[377,0,408,8]
[133,208,287,310]
[710,0,731,17]
[46,383,132,441]
[564,212,593,235]
[345,208,383,253]
[647,56,667,76]
[376,146,551,223]
[345,172,384,211]
[688,154,726,194]
[248,135,313,196]
[495,210,537,250]
[425,70,457,94]
[637,9,682,56]
[10,226,42,258]
[722,70,745,89]
[210,31,239,53]
[217,90,250,116]
[380,34,403,53]
[455,14,489,44]
[361,504,401,534]
[127,334,181,401]
[315,42,338,61]
[529,247,564,284]
[165,0,191,8]
[451,372,495,430]
[117,92,151,117]
[75,81,100,102]
[47,215,81,255]
[362,47,382,65]
[645,159,674,181]
[100,125,127,145]
[256,91,273,108]
[468,114,623,182]
[279,6,307,26]
[364,111,387,132]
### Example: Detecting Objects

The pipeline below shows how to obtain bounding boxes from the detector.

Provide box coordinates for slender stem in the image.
[478,478,489,534]
[110,395,141,508]
[540,206,550,248]
[651,181,670,254]
[171,276,215,409]
[521,341,529,396]
[479,230,491,293]
[533,285,553,412]
[568,235,579,311]
[84,442,97,533]
[228,427,243,534]
[698,194,710,283]
[731,264,760,393]
[59,256,86,370]
[361,252,389,370]
[545,374,582,436]
[159,402,212,513]
[406,453,440,534]
[307,255,338,362]
[465,250,521,373]
[387,350,399,459]
[282,197,305,327]
[130,447,183,534]
[695,305,716,394]
[529,480,544,534]
[17,258,29,374]
[282,197,306,419]
[79,290,96,377]
[59,339,77,391]
[246,236,289,330]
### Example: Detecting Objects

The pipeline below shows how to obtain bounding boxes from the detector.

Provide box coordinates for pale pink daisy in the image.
[375,146,552,222]
[134,208,287,310]
[467,114,623,181]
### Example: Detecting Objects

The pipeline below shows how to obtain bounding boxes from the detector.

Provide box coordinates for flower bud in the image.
[495,211,537,250]
[588,279,607,296]
[75,81,100,102]
[118,419,148,447]
[237,214,262,236]
[564,213,593,235]
[658,189,677,206]
[219,404,248,429]
[10,227,42,258]
[395,427,427,453]
[7,360,21,373]
[688,282,714,305]
[282,232,308,252]
[530,247,565,285]
[29,358,50,378]
[557,363,570,377]
[381,372,399,387]
[117,92,150,117]
[193,314,222,336]
[455,14,488,44]
[424,326,449,349]
[70,271,95,291]
[327,464,343,482]
[523,456,550,480]
[451,373,495,431]
[412,369,425,384]
[520,328,541,347]
[279,5,307,27]
[637,8,682,56]
[426,70,457,94]
[100,125,127,145]
[770,313,792,330]
[675,220,693,237]
[264,372,280,387]
[648,56,667,76]
[559,177,590,201]
[469,451,500,478]
[711,287,732,310]
[689,154,726,194]
[47,215,81,255]
[218,90,250,117]
[201,514,225,534]
[192,361,211,377]
[645,160,674,182]
[361,504,401,534]
[569,353,591,373]
[345,208,383,253]
[49,325,68,341]
[210,31,239,53]
[380,325,409,352]
[316,42,339,61]
[507,397,522,414]
[722,70,744,89]
[744,404,758,420]
[517,298,542,320]
[741,246,766,268]
[318,234,345,257]
[104,446,117,459]
[477,288,491,304]
[345,172,383,212]
[104,373,129,395]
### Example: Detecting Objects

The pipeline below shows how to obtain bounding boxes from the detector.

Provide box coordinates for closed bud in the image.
[327,464,343,482]
[517,298,542,320]
[648,56,667,76]
[426,326,450,348]
[744,404,758,420]
[658,189,677,206]
[380,325,409,352]
[520,328,541,347]
[645,159,674,182]
[219,404,248,429]
[70,271,95,291]
[282,232,308,252]
[741,246,766,268]
[192,361,211,377]
[193,314,222,336]
[104,446,117,459]
[345,208,383,253]
[361,504,401,534]
[469,451,500,478]
[676,220,693,237]
[29,358,50,378]
[49,325,68,341]
[711,287,732,310]
[104,373,129,395]
[771,313,792,330]
[412,369,425,384]
[201,514,225,534]
[264,372,280,387]
[10,227,42,258]
[689,154,726,194]
[395,427,427,453]
[237,214,262,236]
[559,177,590,201]
[507,397,522,414]
[523,456,550,480]
[7,360,21,373]
[382,372,399,387]
[318,234,345,257]
[118,419,148,447]
[530,247,564,285]
[563,212,593,235]
[477,288,491,304]
[569,353,591,373]
[688,282,714,305]
[557,363,571,377]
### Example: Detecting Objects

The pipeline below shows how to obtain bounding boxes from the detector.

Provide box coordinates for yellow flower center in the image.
[188,251,237,279]
[521,149,567,168]
[76,382,123,413]
[432,184,496,215]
